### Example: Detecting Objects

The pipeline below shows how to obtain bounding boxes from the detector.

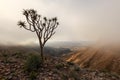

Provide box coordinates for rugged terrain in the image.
[65,44,120,75]
[0,45,120,80]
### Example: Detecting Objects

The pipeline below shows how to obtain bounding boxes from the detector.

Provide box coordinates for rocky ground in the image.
[0,50,120,80]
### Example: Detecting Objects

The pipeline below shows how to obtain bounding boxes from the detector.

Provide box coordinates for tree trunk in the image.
[40,46,44,61]
[38,37,44,61]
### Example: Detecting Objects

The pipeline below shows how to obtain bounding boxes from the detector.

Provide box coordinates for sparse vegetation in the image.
[100,69,110,73]
[74,66,80,72]
[55,63,64,69]
[0,46,120,80]
[29,71,37,80]
[69,70,80,80]
[13,52,24,58]
[67,61,74,65]
[24,53,42,72]
[2,53,9,63]
[61,73,68,80]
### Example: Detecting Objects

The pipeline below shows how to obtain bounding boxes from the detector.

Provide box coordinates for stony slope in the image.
[65,44,120,75]
[0,45,120,80]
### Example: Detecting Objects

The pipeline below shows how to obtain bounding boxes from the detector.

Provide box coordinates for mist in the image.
[0,0,120,45]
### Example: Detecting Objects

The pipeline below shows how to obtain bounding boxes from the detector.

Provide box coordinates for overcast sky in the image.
[0,0,120,45]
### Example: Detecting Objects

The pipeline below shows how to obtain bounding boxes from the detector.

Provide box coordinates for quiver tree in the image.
[17,9,59,61]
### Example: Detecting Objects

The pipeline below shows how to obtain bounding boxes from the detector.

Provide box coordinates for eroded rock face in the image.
[65,45,120,75]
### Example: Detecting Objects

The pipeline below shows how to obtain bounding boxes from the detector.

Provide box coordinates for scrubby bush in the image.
[13,52,24,58]
[67,61,74,65]
[24,54,42,72]
[61,73,68,80]
[29,71,37,80]
[100,69,109,73]
[69,70,80,80]
[55,63,64,69]
[74,66,80,72]
[2,53,9,63]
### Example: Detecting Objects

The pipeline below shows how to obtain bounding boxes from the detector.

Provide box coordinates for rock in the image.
[48,72,53,76]
[68,78,75,80]
[44,77,49,80]
[98,73,104,77]
[4,71,11,76]
[7,75,13,79]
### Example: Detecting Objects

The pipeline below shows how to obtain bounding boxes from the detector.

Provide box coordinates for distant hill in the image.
[0,45,71,56]
[46,41,91,48]
[65,44,120,74]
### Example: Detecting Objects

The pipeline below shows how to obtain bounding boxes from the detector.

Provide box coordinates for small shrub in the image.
[69,71,80,80]
[111,73,120,79]
[53,69,58,74]
[55,63,64,69]
[29,71,37,80]
[24,54,42,72]
[100,69,109,73]
[67,61,74,65]
[2,53,9,63]
[61,73,68,80]
[14,52,23,58]
[74,66,80,72]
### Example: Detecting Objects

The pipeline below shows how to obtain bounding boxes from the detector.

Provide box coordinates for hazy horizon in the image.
[0,0,120,45]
